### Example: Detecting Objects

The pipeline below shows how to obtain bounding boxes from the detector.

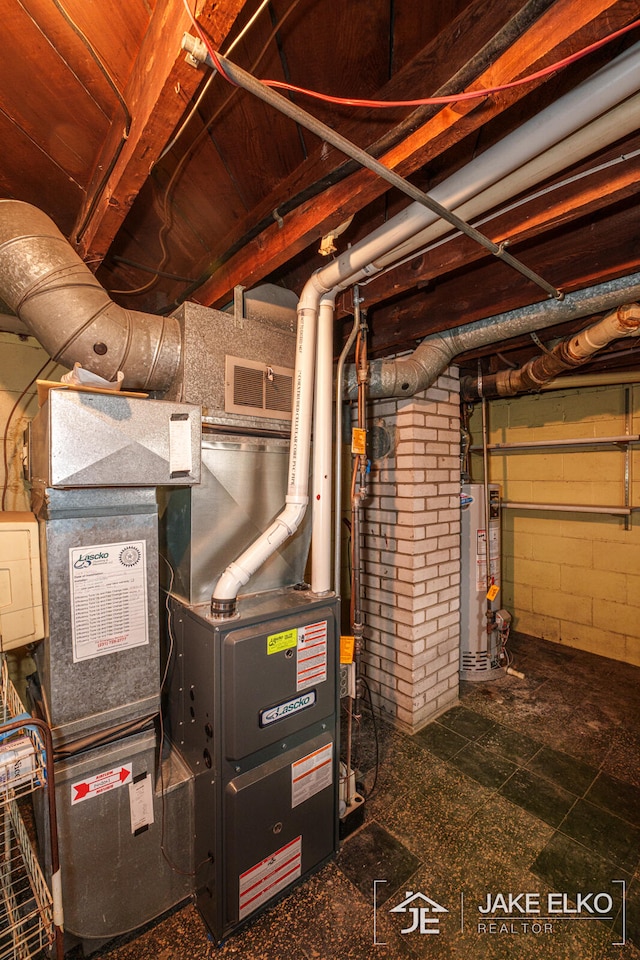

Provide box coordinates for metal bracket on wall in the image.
[233,285,245,329]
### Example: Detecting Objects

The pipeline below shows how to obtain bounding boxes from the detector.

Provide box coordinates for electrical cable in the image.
[164,0,566,313]
[184,2,640,109]
[49,0,132,243]
[112,10,640,303]
[156,0,273,164]
[360,676,379,800]
[111,256,195,283]
[109,0,303,297]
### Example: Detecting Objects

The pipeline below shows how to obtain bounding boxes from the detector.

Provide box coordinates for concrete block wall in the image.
[359,368,461,734]
[470,383,640,666]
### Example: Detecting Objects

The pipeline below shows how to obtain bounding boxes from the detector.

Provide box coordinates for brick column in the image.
[360,368,461,733]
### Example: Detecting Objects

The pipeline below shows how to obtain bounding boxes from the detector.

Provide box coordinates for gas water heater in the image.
[459,482,507,681]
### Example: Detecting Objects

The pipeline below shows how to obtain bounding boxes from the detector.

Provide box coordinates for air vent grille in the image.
[233,366,264,408]
[225,356,293,420]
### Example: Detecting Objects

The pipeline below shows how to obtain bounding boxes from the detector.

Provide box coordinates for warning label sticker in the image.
[239,836,302,920]
[291,742,333,808]
[296,620,327,690]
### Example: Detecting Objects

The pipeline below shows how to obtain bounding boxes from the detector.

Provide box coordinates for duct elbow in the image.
[0,200,181,392]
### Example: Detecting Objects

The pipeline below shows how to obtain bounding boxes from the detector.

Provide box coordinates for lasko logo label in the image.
[260,690,316,727]
[73,551,109,568]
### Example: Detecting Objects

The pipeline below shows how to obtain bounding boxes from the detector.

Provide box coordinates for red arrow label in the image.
[71,764,133,804]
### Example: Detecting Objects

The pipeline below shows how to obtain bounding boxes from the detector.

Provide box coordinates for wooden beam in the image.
[178,0,537,266]
[365,202,640,357]
[341,138,640,316]
[193,0,636,307]
[74,0,246,261]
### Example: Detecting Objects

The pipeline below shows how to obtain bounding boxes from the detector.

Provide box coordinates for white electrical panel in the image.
[0,512,45,650]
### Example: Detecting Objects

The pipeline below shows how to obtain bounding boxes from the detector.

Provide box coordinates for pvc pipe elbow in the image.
[211,499,308,607]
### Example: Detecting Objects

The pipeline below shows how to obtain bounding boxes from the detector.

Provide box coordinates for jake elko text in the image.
[478,892,615,914]
[475,891,614,934]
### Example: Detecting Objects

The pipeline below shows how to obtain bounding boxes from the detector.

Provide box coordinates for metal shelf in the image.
[502,501,636,516]
[0,660,63,960]
[472,434,640,451]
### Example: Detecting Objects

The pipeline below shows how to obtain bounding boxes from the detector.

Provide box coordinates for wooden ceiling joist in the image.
[74,0,245,262]
[191,0,636,309]
[342,139,640,318]
[367,202,640,357]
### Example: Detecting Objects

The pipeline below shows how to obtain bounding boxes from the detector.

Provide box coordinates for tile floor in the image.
[75,633,640,959]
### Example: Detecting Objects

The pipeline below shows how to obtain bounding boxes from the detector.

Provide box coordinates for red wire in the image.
[183,1,639,109]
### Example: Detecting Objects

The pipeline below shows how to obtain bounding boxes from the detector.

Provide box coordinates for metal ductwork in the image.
[460,303,640,400]
[350,273,640,401]
[0,200,181,392]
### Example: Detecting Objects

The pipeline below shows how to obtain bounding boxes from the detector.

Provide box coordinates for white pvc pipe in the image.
[373,90,640,270]
[311,40,640,296]
[211,300,317,605]
[311,296,336,595]
[212,39,640,607]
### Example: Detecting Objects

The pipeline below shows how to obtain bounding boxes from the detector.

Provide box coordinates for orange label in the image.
[351,428,366,455]
[340,635,355,664]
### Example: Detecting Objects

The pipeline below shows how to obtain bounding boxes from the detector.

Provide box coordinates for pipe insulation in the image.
[351,273,640,401]
[460,303,640,399]
[0,200,181,391]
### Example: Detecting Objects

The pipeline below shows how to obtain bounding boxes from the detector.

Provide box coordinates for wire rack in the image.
[0,801,54,960]
[0,658,62,960]
[0,661,47,801]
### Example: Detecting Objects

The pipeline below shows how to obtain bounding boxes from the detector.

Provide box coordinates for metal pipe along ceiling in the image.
[203,37,640,611]
[460,303,640,400]
[0,201,181,392]
[355,273,640,401]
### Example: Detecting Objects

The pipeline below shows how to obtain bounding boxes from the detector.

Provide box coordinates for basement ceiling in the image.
[1,0,639,379]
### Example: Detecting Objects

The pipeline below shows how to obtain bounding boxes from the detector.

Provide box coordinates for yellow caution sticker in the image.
[340,635,355,664]
[351,428,366,455]
[266,628,298,655]
[486,584,500,602]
